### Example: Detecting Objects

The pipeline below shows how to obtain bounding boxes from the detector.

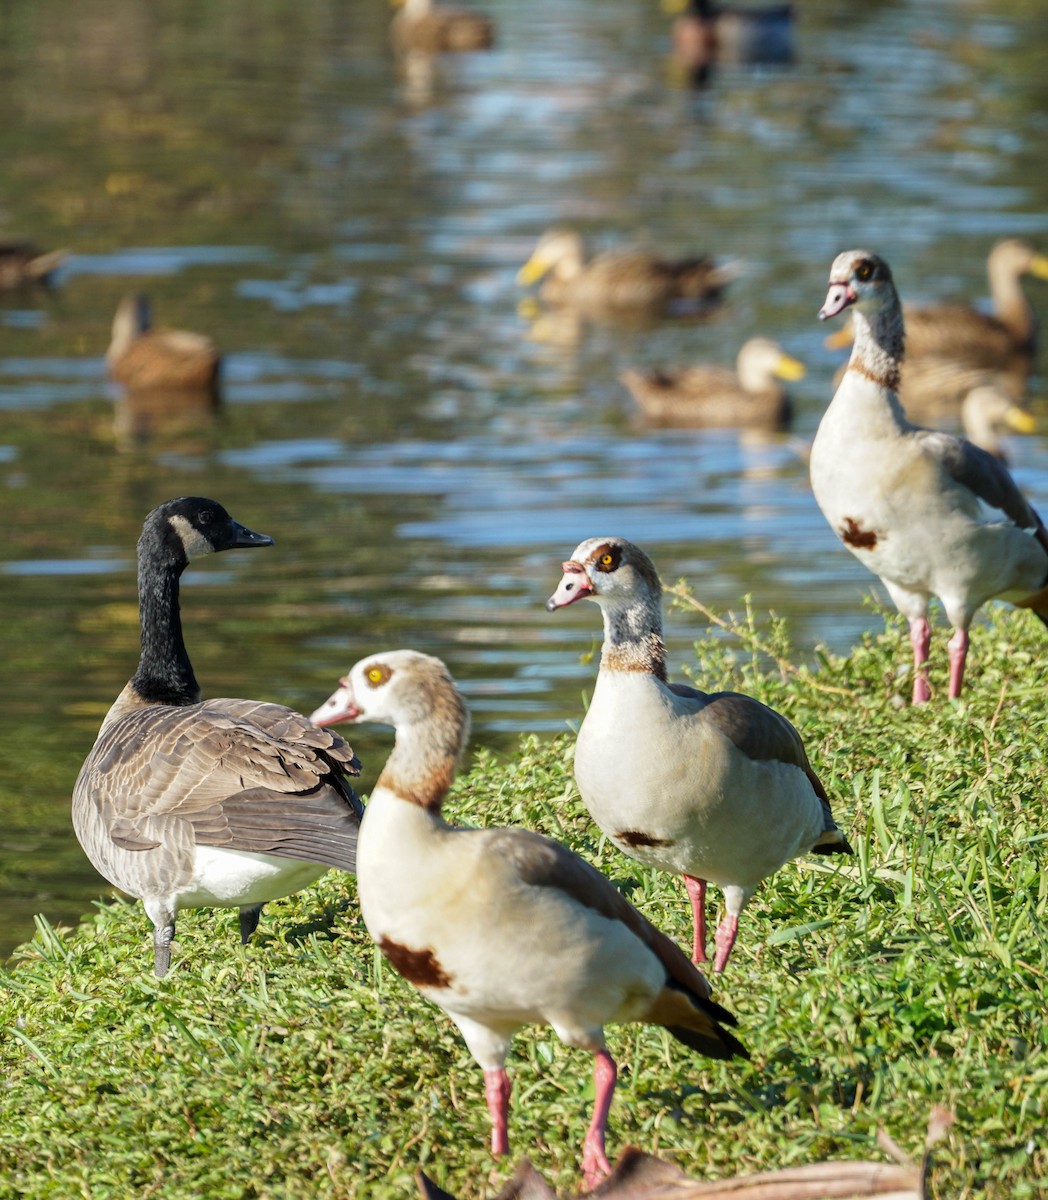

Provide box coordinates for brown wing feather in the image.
[487,827,745,1059]
[84,698,362,867]
[668,684,850,850]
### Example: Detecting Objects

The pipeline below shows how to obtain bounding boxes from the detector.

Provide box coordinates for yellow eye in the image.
[600,553,614,566]
[365,663,392,687]
[856,261,873,282]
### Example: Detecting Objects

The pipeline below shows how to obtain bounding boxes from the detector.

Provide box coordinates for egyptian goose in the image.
[517,228,736,316]
[72,497,363,976]
[825,239,1048,401]
[811,250,1048,704]
[547,538,851,973]
[107,294,221,393]
[0,240,67,289]
[621,337,804,430]
[390,0,494,53]
[310,650,745,1187]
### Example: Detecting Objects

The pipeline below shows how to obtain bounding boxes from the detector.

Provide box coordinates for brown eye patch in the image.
[365,663,393,688]
[592,543,622,573]
[855,260,874,282]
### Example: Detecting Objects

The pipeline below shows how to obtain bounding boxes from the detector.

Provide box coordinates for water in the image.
[2,0,1047,954]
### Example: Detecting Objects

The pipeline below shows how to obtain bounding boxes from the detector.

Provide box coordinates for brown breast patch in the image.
[379,937,453,989]
[839,517,878,549]
[615,830,674,848]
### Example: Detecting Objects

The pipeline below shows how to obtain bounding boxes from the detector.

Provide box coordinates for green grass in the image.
[2,603,1047,1198]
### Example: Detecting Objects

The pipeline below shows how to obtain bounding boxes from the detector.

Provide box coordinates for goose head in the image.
[819,250,895,322]
[546,536,661,614]
[141,496,274,567]
[310,649,467,734]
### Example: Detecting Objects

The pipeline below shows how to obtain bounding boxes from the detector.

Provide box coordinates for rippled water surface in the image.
[2,0,1048,953]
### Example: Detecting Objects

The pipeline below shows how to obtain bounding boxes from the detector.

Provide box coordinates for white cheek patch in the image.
[168,513,215,559]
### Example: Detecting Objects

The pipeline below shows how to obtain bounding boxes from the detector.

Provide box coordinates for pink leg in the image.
[713,913,740,973]
[581,1050,617,1189]
[683,875,708,964]
[483,1068,512,1157]
[947,628,969,699]
[908,617,932,704]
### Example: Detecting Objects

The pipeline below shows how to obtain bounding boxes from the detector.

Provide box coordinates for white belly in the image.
[176,847,327,910]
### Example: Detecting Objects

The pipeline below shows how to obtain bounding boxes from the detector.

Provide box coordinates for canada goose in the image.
[547,538,851,972]
[621,337,804,429]
[665,0,794,71]
[72,497,363,976]
[390,0,494,53]
[106,294,221,393]
[310,650,745,1186]
[517,228,736,316]
[811,250,1048,703]
[0,240,67,289]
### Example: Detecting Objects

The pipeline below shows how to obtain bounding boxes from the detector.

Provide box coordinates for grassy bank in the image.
[1,601,1046,1199]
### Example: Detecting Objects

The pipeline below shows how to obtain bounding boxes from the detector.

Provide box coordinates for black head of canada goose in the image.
[71,497,363,976]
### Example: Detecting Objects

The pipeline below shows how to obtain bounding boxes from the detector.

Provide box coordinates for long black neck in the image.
[130,554,200,706]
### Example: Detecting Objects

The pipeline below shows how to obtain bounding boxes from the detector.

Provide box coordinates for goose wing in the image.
[484,825,744,1057]
[81,698,363,869]
[913,428,1044,533]
[668,684,845,842]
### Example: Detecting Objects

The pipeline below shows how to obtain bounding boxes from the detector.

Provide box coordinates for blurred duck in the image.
[665,0,794,72]
[390,0,494,53]
[825,240,1048,389]
[517,228,737,316]
[310,650,745,1187]
[72,498,363,976]
[621,337,804,430]
[0,240,67,290]
[960,384,1036,463]
[107,294,221,393]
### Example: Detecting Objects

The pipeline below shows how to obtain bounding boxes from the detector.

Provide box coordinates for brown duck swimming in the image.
[622,337,804,429]
[517,228,737,316]
[0,240,67,289]
[107,294,221,393]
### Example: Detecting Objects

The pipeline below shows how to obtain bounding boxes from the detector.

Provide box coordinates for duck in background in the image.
[106,293,221,395]
[959,384,1036,463]
[390,0,494,54]
[811,249,1048,704]
[517,228,738,320]
[664,0,793,86]
[621,337,804,430]
[310,650,746,1187]
[0,240,68,290]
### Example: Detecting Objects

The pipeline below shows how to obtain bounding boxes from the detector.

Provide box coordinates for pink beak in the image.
[819,280,856,321]
[309,678,362,726]
[546,560,595,610]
